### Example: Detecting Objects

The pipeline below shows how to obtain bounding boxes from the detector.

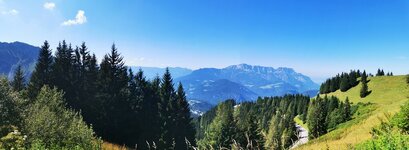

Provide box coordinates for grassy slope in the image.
[297,75,408,150]
[294,115,308,131]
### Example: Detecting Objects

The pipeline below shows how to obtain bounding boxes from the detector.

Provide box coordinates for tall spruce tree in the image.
[307,96,328,139]
[158,68,178,149]
[340,75,349,92]
[343,97,351,121]
[245,115,264,149]
[95,44,130,144]
[360,71,369,98]
[11,65,25,92]
[51,41,78,108]
[28,41,54,99]
[175,83,196,149]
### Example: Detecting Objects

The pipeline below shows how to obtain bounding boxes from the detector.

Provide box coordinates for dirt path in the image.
[290,124,308,149]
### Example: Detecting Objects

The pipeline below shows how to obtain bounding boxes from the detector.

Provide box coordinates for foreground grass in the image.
[102,142,128,150]
[297,76,409,150]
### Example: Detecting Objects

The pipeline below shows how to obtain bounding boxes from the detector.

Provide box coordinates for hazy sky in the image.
[1,0,409,82]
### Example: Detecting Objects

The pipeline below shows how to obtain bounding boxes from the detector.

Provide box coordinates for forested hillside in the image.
[0,41,196,149]
[298,75,409,149]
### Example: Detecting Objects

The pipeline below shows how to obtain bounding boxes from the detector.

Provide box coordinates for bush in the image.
[356,102,409,149]
[355,130,409,150]
[23,86,101,149]
[0,126,27,150]
[392,101,409,132]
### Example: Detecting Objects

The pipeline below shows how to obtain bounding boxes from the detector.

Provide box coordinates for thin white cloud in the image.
[61,10,87,26]
[43,2,56,10]
[1,9,18,15]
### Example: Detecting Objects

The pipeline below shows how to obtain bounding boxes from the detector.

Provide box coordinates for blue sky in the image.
[1,0,409,82]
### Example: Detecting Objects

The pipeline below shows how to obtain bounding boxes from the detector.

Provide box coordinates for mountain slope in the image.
[297,76,409,150]
[0,41,39,78]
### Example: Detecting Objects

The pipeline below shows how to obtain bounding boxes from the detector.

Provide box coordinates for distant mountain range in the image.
[0,41,319,116]
[0,42,39,79]
[175,64,319,105]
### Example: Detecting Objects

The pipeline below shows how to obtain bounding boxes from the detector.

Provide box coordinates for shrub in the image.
[392,101,409,132]
[355,130,409,150]
[0,126,27,150]
[23,86,101,149]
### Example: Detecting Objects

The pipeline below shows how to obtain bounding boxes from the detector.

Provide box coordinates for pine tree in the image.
[81,54,100,127]
[146,75,162,145]
[348,71,358,87]
[265,111,283,149]
[28,41,54,99]
[343,97,351,121]
[307,96,328,139]
[51,41,77,108]
[158,68,178,149]
[95,44,130,144]
[376,68,381,76]
[339,75,349,92]
[199,100,236,149]
[360,71,369,98]
[11,65,25,92]
[174,83,196,149]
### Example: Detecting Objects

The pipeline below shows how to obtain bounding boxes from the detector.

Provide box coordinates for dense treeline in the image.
[320,69,394,95]
[2,40,196,149]
[196,95,310,149]
[320,70,362,94]
[307,95,351,139]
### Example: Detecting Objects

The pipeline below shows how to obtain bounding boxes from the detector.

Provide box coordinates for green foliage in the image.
[175,83,196,149]
[320,70,360,94]
[360,71,369,98]
[27,41,53,99]
[392,101,409,132]
[356,112,409,150]
[10,65,25,92]
[339,75,349,92]
[307,96,352,138]
[307,96,328,139]
[0,127,26,150]
[355,130,409,150]
[196,95,309,149]
[24,40,197,148]
[24,86,100,149]
[0,77,21,127]
[198,100,237,149]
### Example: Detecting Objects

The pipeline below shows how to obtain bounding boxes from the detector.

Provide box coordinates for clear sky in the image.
[1,0,409,82]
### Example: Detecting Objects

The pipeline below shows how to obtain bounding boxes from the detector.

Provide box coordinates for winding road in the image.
[290,124,308,149]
